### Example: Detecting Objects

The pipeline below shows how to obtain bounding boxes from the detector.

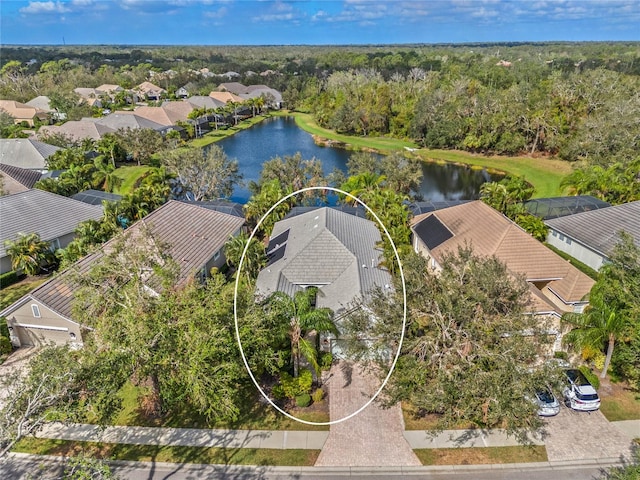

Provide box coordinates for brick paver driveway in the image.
[315,361,421,467]
[543,406,635,461]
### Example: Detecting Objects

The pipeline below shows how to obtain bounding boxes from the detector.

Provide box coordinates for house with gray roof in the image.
[39,120,116,142]
[0,138,61,171]
[0,200,245,347]
[0,163,43,195]
[545,200,640,271]
[0,189,104,275]
[256,207,392,316]
[89,112,167,133]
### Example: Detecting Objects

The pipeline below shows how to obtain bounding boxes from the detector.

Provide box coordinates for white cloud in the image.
[204,6,228,18]
[20,1,70,14]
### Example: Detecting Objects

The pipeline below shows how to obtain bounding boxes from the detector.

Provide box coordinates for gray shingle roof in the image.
[545,200,640,256]
[0,189,104,258]
[12,201,245,321]
[0,139,61,170]
[0,163,43,189]
[256,207,392,314]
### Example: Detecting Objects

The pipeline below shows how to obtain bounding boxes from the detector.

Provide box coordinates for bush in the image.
[579,365,601,390]
[0,336,12,355]
[277,369,313,400]
[311,388,324,403]
[320,352,333,371]
[0,270,20,289]
[295,393,311,408]
[553,350,568,360]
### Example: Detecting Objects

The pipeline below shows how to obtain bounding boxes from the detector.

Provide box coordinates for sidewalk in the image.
[36,423,329,450]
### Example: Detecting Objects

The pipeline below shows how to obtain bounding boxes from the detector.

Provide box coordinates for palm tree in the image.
[340,172,386,205]
[92,158,123,193]
[224,232,266,281]
[4,233,54,276]
[269,288,338,378]
[562,291,627,378]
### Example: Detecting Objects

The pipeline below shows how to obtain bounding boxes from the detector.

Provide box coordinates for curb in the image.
[5,452,631,474]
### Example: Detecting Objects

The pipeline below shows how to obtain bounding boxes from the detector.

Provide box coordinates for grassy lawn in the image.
[402,403,477,431]
[98,382,329,431]
[189,115,269,148]
[600,385,640,422]
[292,112,417,152]
[13,437,319,467]
[289,111,571,198]
[0,276,49,310]
[414,446,548,465]
[113,166,154,195]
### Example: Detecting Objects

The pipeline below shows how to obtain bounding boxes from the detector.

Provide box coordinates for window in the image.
[31,304,41,318]
[566,238,572,245]
[559,234,565,241]
[49,238,60,252]
[213,250,221,261]
[552,231,557,237]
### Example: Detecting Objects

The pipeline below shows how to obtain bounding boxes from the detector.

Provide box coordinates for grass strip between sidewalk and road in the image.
[414,445,548,465]
[13,437,320,467]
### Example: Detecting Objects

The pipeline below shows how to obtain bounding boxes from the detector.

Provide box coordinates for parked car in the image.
[563,369,601,411]
[531,388,560,416]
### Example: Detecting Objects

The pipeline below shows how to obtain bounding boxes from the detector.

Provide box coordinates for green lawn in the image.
[113,166,154,195]
[94,382,329,431]
[0,276,49,310]
[13,438,320,467]
[189,115,269,148]
[600,387,640,422]
[288,111,572,199]
[414,446,548,465]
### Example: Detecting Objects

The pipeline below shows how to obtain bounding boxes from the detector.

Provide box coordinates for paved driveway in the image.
[543,406,635,461]
[0,347,38,409]
[315,361,421,467]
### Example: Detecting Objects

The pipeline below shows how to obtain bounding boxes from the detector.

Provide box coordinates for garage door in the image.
[15,325,70,346]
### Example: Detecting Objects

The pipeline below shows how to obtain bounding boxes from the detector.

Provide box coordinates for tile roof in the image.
[92,112,166,131]
[136,82,166,94]
[217,82,248,95]
[0,163,43,190]
[25,96,53,112]
[256,207,392,314]
[186,96,226,110]
[5,201,244,321]
[0,189,103,258]
[0,99,46,121]
[133,102,193,126]
[545,201,640,256]
[208,91,244,104]
[411,201,594,305]
[0,139,61,170]
[39,121,116,142]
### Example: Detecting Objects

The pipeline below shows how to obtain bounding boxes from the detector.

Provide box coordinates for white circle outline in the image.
[233,186,407,425]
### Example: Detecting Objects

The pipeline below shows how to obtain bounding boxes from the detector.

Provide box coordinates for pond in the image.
[215,116,498,203]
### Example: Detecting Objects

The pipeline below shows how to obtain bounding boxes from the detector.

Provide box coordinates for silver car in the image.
[533,388,560,416]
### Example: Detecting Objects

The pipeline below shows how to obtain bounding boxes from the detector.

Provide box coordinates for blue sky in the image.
[1,0,639,45]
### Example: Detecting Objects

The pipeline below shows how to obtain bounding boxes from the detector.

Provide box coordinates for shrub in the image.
[0,318,9,339]
[320,352,333,371]
[311,388,324,403]
[553,350,568,360]
[295,393,311,408]
[0,270,20,288]
[579,366,601,390]
[278,369,313,400]
[0,336,12,355]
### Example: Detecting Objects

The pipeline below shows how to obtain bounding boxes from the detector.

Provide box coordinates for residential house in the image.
[255,207,393,354]
[0,100,48,126]
[186,96,226,110]
[241,85,283,109]
[96,84,124,95]
[25,95,66,121]
[545,200,640,271]
[208,91,244,104]
[411,201,595,350]
[0,200,245,347]
[0,189,103,275]
[0,138,61,171]
[135,81,167,101]
[73,88,104,108]
[39,120,116,142]
[0,163,43,195]
[133,102,193,127]
[89,112,168,134]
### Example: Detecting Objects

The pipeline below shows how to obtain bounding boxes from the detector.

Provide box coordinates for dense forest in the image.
[2,42,639,204]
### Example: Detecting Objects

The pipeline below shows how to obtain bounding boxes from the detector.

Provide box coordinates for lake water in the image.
[216,116,497,203]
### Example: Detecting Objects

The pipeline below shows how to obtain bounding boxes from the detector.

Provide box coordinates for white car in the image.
[563,369,601,412]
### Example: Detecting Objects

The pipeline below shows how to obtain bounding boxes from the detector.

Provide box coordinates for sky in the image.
[1,0,639,45]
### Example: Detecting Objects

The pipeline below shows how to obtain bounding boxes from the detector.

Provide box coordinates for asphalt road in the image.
[1,453,618,480]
